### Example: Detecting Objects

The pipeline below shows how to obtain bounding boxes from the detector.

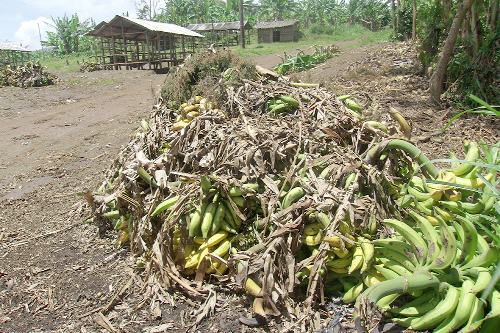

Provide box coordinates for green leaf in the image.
[469,94,500,116]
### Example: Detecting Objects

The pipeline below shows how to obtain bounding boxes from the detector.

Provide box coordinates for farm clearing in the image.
[0,40,498,332]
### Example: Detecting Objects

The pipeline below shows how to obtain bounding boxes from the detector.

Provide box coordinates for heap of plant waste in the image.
[87,49,500,332]
[0,61,58,87]
[79,61,112,72]
[86,49,403,330]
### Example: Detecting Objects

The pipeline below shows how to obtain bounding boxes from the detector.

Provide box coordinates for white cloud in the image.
[14,17,54,51]
[6,0,158,50]
[17,0,139,22]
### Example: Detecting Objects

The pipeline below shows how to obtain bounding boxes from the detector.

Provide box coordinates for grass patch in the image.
[38,53,96,73]
[229,24,389,59]
[344,27,392,49]
[93,79,116,86]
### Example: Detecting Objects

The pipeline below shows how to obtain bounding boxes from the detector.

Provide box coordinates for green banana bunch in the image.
[395,141,497,227]
[449,140,480,176]
[179,233,232,275]
[382,218,427,265]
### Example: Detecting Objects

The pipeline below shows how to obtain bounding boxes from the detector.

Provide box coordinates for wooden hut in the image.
[86,15,204,70]
[186,21,252,46]
[254,20,300,43]
[0,43,31,69]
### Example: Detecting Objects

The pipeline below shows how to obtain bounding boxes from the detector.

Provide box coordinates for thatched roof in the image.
[86,15,204,40]
[254,20,299,29]
[187,21,252,32]
[0,43,31,52]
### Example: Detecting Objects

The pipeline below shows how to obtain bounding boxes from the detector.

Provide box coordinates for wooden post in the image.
[157,35,162,69]
[112,36,117,70]
[146,33,151,70]
[99,37,104,64]
[239,0,245,48]
[120,18,129,70]
[181,35,185,61]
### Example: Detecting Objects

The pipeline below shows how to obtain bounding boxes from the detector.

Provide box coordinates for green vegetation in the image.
[42,14,95,55]
[406,0,500,107]
[38,53,95,72]
[229,24,387,59]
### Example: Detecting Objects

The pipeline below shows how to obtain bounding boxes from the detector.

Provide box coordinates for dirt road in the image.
[0,69,168,331]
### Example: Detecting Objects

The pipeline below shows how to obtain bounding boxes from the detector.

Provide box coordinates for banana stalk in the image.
[353,269,442,321]
[388,107,411,139]
[365,139,439,178]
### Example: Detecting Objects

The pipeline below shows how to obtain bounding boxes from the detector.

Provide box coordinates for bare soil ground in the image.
[1,41,499,332]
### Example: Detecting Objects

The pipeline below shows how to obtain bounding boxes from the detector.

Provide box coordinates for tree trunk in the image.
[239,0,245,49]
[471,2,480,56]
[412,0,417,40]
[429,0,476,104]
[443,0,452,27]
[391,0,396,38]
[396,0,400,35]
[490,0,499,31]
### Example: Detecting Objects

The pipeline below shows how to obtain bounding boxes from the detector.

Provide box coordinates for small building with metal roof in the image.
[86,15,204,70]
[186,21,252,46]
[0,43,31,69]
[254,20,300,43]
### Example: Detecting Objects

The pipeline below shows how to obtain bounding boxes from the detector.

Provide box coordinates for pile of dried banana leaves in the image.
[0,61,58,87]
[88,52,410,331]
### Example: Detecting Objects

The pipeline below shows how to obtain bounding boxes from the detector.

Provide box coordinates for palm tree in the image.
[258,0,299,21]
[43,14,93,55]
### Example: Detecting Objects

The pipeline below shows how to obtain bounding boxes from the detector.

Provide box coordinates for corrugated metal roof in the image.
[0,43,31,52]
[86,15,204,38]
[117,16,204,37]
[187,21,251,32]
[254,20,299,29]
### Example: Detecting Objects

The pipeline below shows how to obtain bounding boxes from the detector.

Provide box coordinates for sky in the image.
[1,0,145,50]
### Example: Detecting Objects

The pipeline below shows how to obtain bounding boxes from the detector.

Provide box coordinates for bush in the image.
[309,24,336,35]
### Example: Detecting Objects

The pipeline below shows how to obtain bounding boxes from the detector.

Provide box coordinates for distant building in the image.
[254,20,300,43]
[86,15,204,70]
[187,21,252,46]
[0,43,31,69]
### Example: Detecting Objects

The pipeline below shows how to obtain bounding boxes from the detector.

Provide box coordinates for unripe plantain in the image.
[348,246,364,274]
[304,222,322,236]
[199,231,228,251]
[245,277,262,296]
[282,187,306,209]
[210,203,226,234]
[228,183,259,196]
[188,201,208,237]
[200,176,211,193]
[201,202,217,239]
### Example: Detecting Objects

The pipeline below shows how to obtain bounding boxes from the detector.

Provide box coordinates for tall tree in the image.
[134,0,162,20]
[43,14,94,55]
[412,0,417,40]
[259,0,298,21]
[429,0,476,104]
